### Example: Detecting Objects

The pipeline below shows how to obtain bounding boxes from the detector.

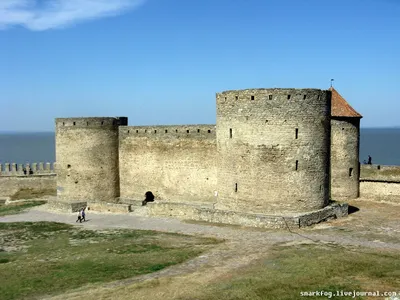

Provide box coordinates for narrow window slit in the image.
[295,160,299,171]
[235,183,238,192]
[295,128,298,139]
[229,128,232,139]
[349,168,353,177]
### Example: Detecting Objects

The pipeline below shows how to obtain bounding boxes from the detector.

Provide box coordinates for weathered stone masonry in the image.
[215,89,331,214]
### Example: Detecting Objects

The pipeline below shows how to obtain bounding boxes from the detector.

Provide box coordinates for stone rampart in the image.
[119,125,217,203]
[359,164,400,204]
[0,162,56,197]
[0,162,56,175]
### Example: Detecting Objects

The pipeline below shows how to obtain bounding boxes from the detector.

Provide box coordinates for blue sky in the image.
[1,0,399,131]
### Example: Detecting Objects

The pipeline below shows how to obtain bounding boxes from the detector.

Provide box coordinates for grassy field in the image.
[0,222,220,300]
[75,242,400,300]
[0,201,47,216]
[187,243,400,300]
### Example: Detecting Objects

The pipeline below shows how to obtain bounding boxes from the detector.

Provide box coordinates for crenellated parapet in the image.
[119,125,216,140]
[0,162,56,176]
[56,117,128,129]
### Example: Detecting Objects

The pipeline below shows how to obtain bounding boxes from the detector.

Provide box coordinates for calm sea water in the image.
[0,129,399,166]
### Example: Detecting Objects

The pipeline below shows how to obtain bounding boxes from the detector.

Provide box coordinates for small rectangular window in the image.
[295,160,299,171]
[269,95,272,100]
[349,168,353,177]
[235,183,238,192]
[295,128,298,139]
[251,95,255,100]
[229,128,232,139]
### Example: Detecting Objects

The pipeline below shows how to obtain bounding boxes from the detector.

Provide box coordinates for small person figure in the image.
[367,155,372,165]
[142,191,155,206]
[81,207,86,222]
[76,210,82,223]
[23,168,27,175]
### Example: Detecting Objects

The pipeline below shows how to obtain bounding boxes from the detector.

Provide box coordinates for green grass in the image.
[185,243,400,300]
[10,188,56,200]
[0,222,220,300]
[0,201,47,216]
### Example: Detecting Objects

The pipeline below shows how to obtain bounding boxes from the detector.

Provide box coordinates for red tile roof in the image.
[330,87,362,118]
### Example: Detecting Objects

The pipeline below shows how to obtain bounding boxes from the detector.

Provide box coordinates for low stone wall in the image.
[360,179,400,204]
[360,164,400,204]
[47,200,87,213]
[130,201,348,229]
[88,202,132,213]
[0,174,56,197]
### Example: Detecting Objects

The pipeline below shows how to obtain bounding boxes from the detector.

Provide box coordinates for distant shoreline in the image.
[1,127,400,134]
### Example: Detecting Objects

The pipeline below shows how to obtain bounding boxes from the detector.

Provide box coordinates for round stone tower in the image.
[55,117,128,203]
[330,87,362,200]
[215,88,331,215]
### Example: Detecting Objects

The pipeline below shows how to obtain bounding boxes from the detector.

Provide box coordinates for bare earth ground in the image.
[1,198,400,300]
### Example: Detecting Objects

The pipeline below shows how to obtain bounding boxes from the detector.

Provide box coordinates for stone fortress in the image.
[51,87,362,228]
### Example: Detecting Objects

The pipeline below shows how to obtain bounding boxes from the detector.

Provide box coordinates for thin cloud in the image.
[0,0,146,31]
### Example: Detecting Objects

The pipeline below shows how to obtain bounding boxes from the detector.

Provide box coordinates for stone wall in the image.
[359,164,400,204]
[0,174,56,197]
[360,180,400,204]
[215,89,331,214]
[330,118,360,200]
[55,117,127,203]
[360,164,400,181]
[119,125,217,204]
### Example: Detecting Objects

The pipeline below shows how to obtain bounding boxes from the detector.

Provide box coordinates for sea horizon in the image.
[1,128,399,166]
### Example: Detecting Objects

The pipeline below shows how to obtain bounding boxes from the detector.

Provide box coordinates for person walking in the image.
[76,209,82,223]
[81,207,86,222]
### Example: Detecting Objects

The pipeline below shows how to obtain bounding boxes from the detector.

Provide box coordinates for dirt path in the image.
[1,199,399,300]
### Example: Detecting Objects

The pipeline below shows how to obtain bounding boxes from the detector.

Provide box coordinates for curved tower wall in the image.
[56,117,128,203]
[215,89,331,214]
[330,118,360,200]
